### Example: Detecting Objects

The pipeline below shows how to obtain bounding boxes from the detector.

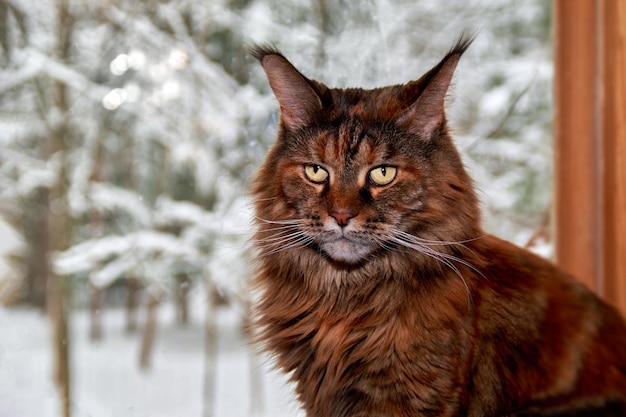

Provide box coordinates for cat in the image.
[249,36,626,417]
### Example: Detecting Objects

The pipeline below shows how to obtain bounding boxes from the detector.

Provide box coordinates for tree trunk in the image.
[244,298,264,416]
[126,278,141,334]
[22,187,50,308]
[175,273,190,325]
[89,285,104,341]
[46,2,74,415]
[47,128,72,417]
[203,279,219,417]
[139,291,160,370]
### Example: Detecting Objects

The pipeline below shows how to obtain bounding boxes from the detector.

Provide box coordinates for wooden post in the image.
[599,1,626,313]
[553,0,599,292]
[554,0,626,315]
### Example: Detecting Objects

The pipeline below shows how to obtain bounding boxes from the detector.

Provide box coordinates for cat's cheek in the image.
[281,176,322,207]
[375,185,425,213]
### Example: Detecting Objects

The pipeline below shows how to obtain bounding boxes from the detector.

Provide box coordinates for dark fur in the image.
[250,36,626,417]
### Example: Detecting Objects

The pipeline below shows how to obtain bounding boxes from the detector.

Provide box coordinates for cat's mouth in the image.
[319,236,376,264]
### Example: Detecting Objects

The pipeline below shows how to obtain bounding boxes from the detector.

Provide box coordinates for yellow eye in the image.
[369,166,397,186]
[304,164,329,183]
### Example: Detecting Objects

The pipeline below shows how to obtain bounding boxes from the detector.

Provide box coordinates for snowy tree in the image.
[0,1,271,415]
[0,0,272,305]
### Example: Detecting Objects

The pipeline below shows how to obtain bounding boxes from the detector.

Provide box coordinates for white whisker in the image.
[255,230,304,246]
[257,224,305,233]
[397,229,486,262]
[253,215,305,226]
[251,216,314,257]
[394,229,482,247]
[385,229,486,309]
[395,237,474,307]
[390,234,485,279]
[260,235,314,257]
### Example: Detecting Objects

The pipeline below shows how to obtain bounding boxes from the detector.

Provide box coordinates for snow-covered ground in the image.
[0,300,303,417]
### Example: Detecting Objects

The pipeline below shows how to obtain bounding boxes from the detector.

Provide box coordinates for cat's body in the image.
[250,37,626,417]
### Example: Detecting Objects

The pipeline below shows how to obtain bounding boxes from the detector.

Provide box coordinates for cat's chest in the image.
[280,304,471,417]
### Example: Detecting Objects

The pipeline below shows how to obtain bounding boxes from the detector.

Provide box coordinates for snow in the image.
[0,302,302,417]
[0,308,59,417]
[0,219,24,303]
[54,230,205,288]
[87,183,152,228]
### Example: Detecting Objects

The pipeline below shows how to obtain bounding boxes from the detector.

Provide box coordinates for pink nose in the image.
[330,210,357,227]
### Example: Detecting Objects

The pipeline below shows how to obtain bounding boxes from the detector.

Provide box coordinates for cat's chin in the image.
[320,237,374,264]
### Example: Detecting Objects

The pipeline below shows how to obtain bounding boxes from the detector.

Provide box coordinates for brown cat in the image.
[249,36,626,417]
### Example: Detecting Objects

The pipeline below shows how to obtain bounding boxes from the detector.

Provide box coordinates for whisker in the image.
[253,215,305,226]
[253,226,314,254]
[256,224,304,234]
[387,234,480,308]
[371,235,403,254]
[393,229,483,247]
[254,231,306,248]
[259,235,314,257]
[389,228,485,277]
[392,235,485,280]
[254,230,307,244]
[249,215,318,258]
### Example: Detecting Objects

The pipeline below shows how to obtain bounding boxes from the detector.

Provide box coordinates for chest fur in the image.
[263,294,473,417]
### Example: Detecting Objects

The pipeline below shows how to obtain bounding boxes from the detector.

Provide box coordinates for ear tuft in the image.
[447,32,475,57]
[250,45,322,132]
[249,44,282,61]
[397,33,474,140]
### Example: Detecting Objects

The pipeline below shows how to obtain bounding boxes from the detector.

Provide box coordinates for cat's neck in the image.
[256,237,480,309]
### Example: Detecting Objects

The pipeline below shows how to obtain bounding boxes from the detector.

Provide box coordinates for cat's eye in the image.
[304,164,329,183]
[369,166,397,186]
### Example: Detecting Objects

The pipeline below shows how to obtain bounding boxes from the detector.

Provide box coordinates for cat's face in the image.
[273,119,432,264]
[252,39,480,267]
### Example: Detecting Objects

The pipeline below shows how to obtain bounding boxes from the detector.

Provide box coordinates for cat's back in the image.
[466,234,626,415]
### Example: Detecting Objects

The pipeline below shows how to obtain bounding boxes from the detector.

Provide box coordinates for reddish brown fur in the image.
[250,38,626,417]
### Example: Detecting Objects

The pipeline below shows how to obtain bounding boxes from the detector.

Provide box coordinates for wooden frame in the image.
[554,0,626,315]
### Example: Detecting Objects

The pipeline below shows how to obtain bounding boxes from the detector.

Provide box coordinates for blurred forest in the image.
[0,0,552,416]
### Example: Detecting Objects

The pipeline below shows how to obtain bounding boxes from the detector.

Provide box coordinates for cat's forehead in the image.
[308,119,395,169]
[328,86,413,122]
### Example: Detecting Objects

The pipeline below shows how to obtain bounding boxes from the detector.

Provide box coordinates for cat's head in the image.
[251,37,481,267]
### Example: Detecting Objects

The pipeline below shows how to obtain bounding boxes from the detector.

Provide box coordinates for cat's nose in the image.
[329,210,357,227]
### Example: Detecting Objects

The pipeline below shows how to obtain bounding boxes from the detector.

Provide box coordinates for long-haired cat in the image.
[249,36,626,417]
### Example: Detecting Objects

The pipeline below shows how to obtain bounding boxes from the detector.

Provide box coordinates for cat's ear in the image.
[251,45,323,132]
[397,35,474,140]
